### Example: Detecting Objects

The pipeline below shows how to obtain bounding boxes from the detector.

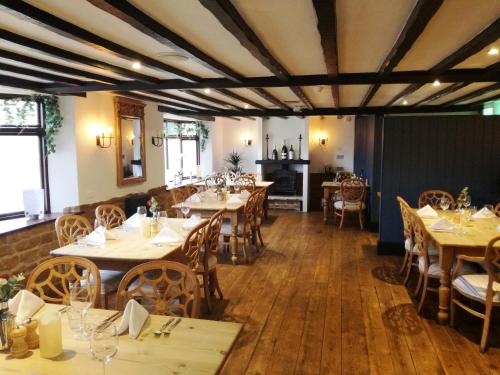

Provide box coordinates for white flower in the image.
[15,273,25,281]
[0,279,7,286]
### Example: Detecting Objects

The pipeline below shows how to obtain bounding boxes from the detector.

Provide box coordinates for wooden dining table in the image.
[172,193,246,265]
[0,303,241,374]
[50,218,190,271]
[412,209,500,324]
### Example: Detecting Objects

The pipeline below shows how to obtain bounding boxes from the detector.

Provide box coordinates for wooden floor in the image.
[206,211,500,375]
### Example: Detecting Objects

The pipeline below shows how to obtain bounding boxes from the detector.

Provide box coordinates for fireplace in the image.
[271,169,297,195]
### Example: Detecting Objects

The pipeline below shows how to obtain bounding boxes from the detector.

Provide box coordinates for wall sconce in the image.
[318,136,328,146]
[151,134,164,147]
[96,128,113,148]
[244,138,252,146]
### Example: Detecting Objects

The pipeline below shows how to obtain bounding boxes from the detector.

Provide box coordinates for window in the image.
[164,120,200,182]
[0,98,49,219]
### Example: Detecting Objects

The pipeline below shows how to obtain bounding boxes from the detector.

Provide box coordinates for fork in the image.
[163,318,181,336]
[154,318,175,337]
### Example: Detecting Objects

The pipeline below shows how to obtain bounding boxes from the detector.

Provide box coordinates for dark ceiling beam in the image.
[199,0,312,109]
[183,90,244,110]
[45,69,500,94]
[215,89,266,110]
[0,62,83,85]
[412,82,470,106]
[466,92,500,107]
[158,104,479,117]
[0,0,198,81]
[123,92,216,112]
[312,0,340,108]
[360,0,443,106]
[148,91,224,111]
[386,17,500,106]
[0,74,48,92]
[441,82,500,106]
[0,28,159,84]
[86,0,288,109]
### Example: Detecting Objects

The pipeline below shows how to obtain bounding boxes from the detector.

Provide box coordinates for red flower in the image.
[0,274,10,279]
[147,199,152,206]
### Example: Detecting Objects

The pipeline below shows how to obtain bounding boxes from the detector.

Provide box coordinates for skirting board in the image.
[377,240,405,256]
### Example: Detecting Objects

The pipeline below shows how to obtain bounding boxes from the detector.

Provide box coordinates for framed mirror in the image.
[114,96,146,186]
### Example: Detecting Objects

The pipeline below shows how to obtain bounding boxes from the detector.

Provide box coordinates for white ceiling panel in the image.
[431,82,496,105]
[368,84,410,106]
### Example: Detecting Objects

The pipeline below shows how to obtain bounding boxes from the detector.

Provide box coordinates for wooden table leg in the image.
[323,188,330,223]
[230,213,238,265]
[438,247,454,324]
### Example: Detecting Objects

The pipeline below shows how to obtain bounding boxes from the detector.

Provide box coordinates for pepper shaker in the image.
[10,325,29,358]
[25,319,39,349]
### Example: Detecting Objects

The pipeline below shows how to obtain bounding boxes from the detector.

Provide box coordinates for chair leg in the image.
[241,235,248,263]
[417,274,429,314]
[400,250,410,274]
[480,303,493,353]
[413,272,423,297]
[450,289,456,328]
[257,227,265,247]
[403,253,414,286]
[202,273,212,313]
[211,270,224,300]
[339,210,345,229]
[358,210,364,230]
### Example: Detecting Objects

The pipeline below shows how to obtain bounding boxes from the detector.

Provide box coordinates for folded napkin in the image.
[187,193,201,203]
[417,204,439,218]
[239,190,250,199]
[182,214,202,230]
[471,207,496,220]
[8,290,45,324]
[151,226,183,245]
[123,213,141,229]
[429,218,454,232]
[227,195,243,205]
[117,299,149,339]
[86,226,116,245]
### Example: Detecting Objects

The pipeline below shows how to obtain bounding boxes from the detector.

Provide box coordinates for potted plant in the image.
[225,151,243,174]
[0,273,24,349]
[174,169,183,185]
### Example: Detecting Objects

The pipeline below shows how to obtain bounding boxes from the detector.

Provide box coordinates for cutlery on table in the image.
[154,317,175,337]
[95,311,123,331]
[163,318,181,336]
[58,305,70,313]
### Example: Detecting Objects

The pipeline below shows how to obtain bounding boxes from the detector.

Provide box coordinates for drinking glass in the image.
[70,284,92,339]
[439,197,450,212]
[66,306,83,337]
[180,202,190,218]
[90,325,119,375]
[137,206,147,217]
[234,185,241,194]
[94,218,106,230]
[463,195,471,209]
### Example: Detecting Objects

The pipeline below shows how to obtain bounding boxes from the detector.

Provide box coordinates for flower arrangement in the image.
[147,196,160,213]
[457,187,469,208]
[0,273,24,303]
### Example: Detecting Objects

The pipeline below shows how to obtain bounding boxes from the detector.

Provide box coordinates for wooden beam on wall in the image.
[360,0,443,106]
[199,0,311,109]
[312,0,340,108]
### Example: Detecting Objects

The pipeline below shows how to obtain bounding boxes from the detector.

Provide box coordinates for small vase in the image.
[0,302,15,350]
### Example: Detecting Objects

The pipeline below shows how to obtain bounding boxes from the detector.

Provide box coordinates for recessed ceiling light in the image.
[156,51,189,61]
[132,61,142,70]
[402,100,408,105]
[244,104,249,109]
[204,88,211,94]
[487,47,499,55]
[433,79,441,87]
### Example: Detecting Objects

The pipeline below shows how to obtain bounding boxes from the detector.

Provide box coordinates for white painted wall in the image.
[308,116,355,173]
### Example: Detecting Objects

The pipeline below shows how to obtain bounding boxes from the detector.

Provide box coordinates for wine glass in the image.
[94,218,106,230]
[234,185,241,194]
[70,284,92,339]
[90,324,119,375]
[439,197,450,212]
[180,202,190,218]
[463,195,471,209]
[66,306,83,337]
[137,206,147,218]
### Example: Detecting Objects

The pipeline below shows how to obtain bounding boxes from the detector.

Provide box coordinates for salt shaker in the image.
[10,325,29,358]
[24,319,39,349]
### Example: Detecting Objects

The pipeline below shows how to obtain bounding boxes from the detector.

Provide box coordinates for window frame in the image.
[164,120,200,179]
[0,99,50,220]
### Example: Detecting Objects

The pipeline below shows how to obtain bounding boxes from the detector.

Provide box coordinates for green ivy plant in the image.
[196,122,209,152]
[1,95,63,155]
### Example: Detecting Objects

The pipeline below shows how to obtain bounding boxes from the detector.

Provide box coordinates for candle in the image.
[39,311,63,358]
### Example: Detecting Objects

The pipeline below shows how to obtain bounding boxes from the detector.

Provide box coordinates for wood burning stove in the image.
[271,169,297,195]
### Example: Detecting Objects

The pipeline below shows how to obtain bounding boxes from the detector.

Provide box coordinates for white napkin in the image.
[239,190,251,199]
[497,225,500,233]
[227,195,243,205]
[471,207,496,220]
[8,290,45,324]
[151,226,183,245]
[86,226,116,245]
[417,204,439,218]
[117,299,149,339]
[123,213,141,228]
[187,193,201,203]
[182,214,202,230]
[429,218,454,232]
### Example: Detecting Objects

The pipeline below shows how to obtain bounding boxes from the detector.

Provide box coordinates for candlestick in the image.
[24,319,39,349]
[298,134,303,160]
[10,325,29,358]
[39,311,63,359]
[265,134,270,159]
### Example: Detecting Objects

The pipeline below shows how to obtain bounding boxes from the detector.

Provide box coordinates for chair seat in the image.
[197,255,217,273]
[418,256,441,277]
[87,270,124,293]
[412,244,438,256]
[405,238,411,252]
[452,274,500,303]
[221,221,245,236]
[333,200,365,211]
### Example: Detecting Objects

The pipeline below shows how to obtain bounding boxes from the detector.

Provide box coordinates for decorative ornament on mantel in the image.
[298,134,303,160]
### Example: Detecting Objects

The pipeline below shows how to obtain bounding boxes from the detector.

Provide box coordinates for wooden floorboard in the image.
[206,211,500,375]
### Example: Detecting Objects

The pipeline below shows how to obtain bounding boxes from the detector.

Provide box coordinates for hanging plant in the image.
[196,121,209,152]
[0,95,63,154]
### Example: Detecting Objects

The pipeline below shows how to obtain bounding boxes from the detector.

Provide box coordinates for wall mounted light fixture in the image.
[244,138,252,146]
[318,135,328,146]
[151,134,164,147]
[96,128,113,148]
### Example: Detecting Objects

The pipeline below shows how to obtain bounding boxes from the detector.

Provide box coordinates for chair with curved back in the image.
[54,214,124,308]
[95,204,126,229]
[55,214,93,247]
[234,175,256,192]
[335,171,353,182]
[185,185,199,196]
[205,175,225,190]
[171,187,189,205]
[495,203,500,217]
[418,190,455,209]
[115,260,200,318]
[333,178,366,229]
[26,256,101,307]
[396,196,416,285]
[451,235,500,352]
[254,188,267,250]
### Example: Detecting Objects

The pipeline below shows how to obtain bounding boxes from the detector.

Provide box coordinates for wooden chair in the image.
[54,214,124,308]
[55,214,93,247]
[95,204,126,229]
[205,175,225,190]
[254,188,267,250]
[333,178,366,229]
[451,235,500,352]
[335,171,353,182]
[185,184,199,196]
[26,256,101,307]
[171,187,189,205]
[396,196,416,285]
[196,209,226,312]
[115,260,200,318]
[221,190,260,263]
[418,190,455,209]
[233,175,256,192]
[495,202,500,217]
